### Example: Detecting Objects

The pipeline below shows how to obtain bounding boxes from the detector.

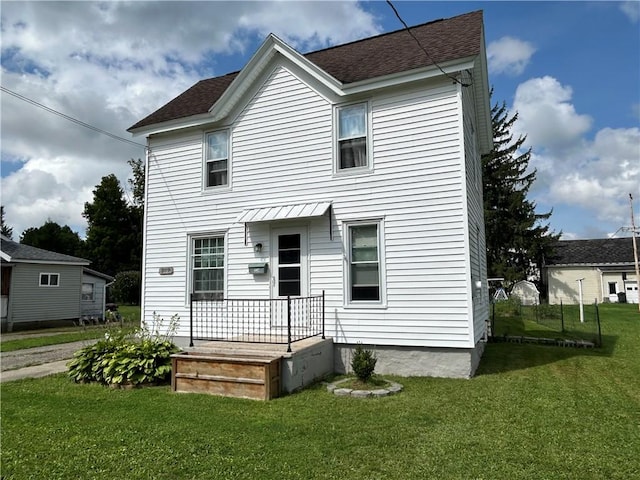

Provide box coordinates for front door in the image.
[271,226,308,299]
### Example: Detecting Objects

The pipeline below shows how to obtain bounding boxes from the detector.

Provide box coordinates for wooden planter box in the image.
[171,351,281,400]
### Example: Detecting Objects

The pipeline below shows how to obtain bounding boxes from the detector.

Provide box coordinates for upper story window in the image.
[337,103,368,171]
[205,130,229,188]
[40,273,59,287]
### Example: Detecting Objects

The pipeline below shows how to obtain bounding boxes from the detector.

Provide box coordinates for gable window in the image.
[346,221,384,303]
[205,130,229,188]
[337,103,368,170]
[82,283,95,301]
[40,273,59,287]
[192,236,225,298]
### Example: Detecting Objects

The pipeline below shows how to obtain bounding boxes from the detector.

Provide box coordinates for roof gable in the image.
[128,10,485,133]
[547,238,638,266]
[1,235,89,265]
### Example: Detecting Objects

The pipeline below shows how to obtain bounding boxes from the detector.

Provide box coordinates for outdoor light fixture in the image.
[254,243,263,253]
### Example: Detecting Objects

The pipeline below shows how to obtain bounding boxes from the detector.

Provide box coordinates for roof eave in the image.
[342,57,476,95]
[8,259,90,266]
[128,112,214,137]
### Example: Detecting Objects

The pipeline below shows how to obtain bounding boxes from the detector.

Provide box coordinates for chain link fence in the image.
[490,298,602,347]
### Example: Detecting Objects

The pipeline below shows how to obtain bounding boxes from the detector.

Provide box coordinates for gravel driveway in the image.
[1,340,92,371]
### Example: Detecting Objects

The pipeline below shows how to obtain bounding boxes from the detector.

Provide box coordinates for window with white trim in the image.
[82,283,95,301]
[337,102,368,170]
[191,236,225,297]
[347,222,383,303]
[204,130,229,188]
[40,273,59,287]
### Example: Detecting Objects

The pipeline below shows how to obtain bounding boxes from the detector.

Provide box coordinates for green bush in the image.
[351,344,377,382]
[110,270,141,305]
[67,313,180,387]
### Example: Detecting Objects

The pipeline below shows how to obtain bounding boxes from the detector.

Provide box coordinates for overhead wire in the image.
[385,0,472,87]
[0,85,147,149]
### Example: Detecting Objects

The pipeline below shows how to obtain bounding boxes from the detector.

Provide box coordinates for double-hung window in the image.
[347,222,383,303]
[82,283,94,301]
[205,130,229,188]
[192,236,225,298]
[40,273,59,287]
[337,103,368,171]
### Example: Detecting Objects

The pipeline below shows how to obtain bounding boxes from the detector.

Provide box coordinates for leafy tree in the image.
[127,158,145,212]
[127,158,145,271]
[83,174,140,276]
[20,220,84,257]
[1,206,13,239]
[481,95,559,287]
[110,270,142,305]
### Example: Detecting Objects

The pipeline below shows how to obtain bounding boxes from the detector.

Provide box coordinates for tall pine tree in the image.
[482,96,559,288]
[83,174,141,276]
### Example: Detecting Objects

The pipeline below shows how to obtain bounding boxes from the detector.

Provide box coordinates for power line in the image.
[385,0,471,88]
[0,85,147,149]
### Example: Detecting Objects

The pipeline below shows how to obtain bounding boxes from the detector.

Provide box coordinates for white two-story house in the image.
[129,10,492,379]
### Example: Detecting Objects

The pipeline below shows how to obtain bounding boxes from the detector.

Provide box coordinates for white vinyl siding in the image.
[142,59,481,348]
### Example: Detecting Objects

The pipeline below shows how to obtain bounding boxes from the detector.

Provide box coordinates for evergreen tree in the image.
[1,206,13,239]
[482,96,559,287]
[21,220,84,257]
[83,174,139,276]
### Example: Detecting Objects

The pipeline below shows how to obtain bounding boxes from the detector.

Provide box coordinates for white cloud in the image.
[620,1,640,23]
[487,36,536,76]
[508,75,640,235]
[513,76,592,150]
[0,1,381,238]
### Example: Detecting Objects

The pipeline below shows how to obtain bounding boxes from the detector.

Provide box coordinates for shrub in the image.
[351,344,377,382]
[110,270,141,305]
[68,313,180,387]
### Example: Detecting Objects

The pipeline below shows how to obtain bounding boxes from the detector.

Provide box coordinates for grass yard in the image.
[1,304,639,479]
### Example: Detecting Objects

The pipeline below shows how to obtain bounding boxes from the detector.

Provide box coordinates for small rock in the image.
[334,388,352,396]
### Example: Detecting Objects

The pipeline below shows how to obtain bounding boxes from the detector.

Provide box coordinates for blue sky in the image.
[1,1,639,241]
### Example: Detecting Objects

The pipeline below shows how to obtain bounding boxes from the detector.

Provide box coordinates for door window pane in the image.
[279,267,301,296]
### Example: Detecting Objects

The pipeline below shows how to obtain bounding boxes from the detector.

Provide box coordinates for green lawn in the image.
[1,304,639,479]
[0,307,140,352]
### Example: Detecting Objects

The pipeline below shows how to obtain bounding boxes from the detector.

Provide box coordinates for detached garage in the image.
[545,237,639,305]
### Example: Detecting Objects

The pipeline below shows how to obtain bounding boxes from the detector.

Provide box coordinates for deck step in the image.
[171,350,281,400]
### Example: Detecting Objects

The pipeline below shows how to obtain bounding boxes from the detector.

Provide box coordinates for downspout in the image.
[598,267,604,303]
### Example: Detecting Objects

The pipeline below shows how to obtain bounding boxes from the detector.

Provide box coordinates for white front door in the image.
[271,226,308,299]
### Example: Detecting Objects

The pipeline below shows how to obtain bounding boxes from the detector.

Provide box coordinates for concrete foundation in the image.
[334,340,486,379]
[281,338,333,393]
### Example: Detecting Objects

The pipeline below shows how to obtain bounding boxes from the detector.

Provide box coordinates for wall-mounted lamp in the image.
[254,243,263,253]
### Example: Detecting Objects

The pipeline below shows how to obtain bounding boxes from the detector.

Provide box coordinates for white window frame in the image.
[334,101,372,174]
[187,232,227,300]
[39,273,60,287]
[343,219,386,307]
[82,282,95,301]
[203,129,231,190]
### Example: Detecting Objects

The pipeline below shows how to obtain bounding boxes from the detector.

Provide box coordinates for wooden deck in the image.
[171,336,332,400]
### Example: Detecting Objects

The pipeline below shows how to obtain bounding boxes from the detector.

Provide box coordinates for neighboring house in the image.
[128,11,492,378]
[545,238,639,305]
[81,268,115,322]
[0,235,112,331]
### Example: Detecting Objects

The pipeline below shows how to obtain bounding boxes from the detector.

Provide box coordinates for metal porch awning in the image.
[237,201,333,244]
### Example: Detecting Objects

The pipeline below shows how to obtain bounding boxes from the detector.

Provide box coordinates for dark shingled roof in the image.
[546,238,638,266]
[1,235,89,265]
[129,10,483,131]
